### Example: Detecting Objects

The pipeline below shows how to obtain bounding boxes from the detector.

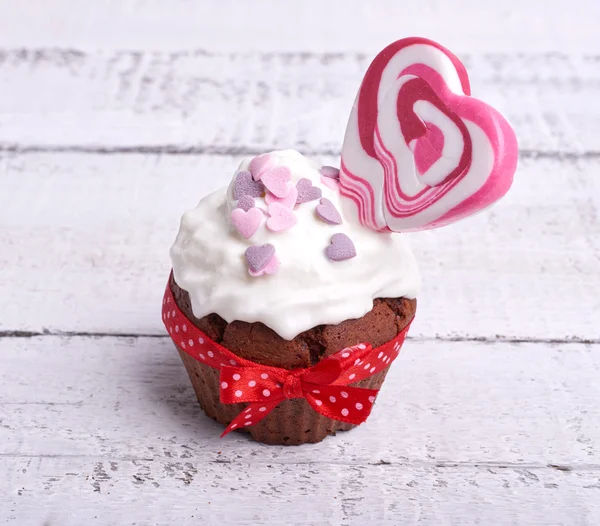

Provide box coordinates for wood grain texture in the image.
[0,49,598,154]
[1,153,598,340]
[3,459,600,525]
[1,336,599,525]
[0,0,598,53]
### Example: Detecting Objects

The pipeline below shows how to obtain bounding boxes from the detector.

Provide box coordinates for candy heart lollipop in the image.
[340,37,518,232]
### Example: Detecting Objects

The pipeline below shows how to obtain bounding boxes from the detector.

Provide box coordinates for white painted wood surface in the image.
[1,0,598,53]
[0,49,598,154]
[0,1,598,524]
[2,337,600,524]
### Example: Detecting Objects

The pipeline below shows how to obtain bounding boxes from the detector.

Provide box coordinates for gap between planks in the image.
[0,331,599,345]
[1,145,600,160]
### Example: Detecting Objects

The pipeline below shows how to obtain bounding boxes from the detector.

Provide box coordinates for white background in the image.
[1,1,599,524]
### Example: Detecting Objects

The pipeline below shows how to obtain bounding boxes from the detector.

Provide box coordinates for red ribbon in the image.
[162,277,412,437]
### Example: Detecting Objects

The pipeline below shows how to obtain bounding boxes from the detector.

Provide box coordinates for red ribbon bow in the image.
[162,276,411,437]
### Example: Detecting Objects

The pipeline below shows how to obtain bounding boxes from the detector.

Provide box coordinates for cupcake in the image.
[167,150,419,445]
[163,37,518,445]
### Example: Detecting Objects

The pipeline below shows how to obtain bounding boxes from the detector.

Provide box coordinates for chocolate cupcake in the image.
[167,150,420,445]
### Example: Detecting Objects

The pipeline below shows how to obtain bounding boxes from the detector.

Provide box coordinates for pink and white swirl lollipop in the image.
[340,37,518,232]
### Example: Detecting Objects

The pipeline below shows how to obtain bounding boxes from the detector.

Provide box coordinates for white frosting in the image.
[170,150,420,340]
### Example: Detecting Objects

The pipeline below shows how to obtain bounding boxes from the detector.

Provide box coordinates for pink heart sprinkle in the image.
[325,233,356,262]
[245,244,275,272]
[321,175,340,192]
[261,166,292,198]
[320,166,340,179]
[265,185,298,209]
[234,170,265,200]
[316,198,342,225]
[249,154,274,181]
[231,207,262,239]
[266,202,297,232]
[249,254,280,277]
[236,195,256,212]
[296,178,322,204]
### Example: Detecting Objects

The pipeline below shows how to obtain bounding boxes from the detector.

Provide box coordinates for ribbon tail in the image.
[220,400,281,438]
[304,384,379,426]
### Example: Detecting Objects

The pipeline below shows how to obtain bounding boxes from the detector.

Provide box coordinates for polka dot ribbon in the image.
[162,276,412,437]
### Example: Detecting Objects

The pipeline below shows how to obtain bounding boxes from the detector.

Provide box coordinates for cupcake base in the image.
[171,276,416,445]
[178,349,391,445]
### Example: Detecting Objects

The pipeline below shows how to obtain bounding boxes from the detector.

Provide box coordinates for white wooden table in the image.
[1,1,599,524]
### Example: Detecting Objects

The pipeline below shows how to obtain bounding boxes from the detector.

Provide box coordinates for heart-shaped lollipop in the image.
[340,37,518,232]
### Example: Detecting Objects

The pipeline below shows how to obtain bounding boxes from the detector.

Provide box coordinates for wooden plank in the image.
[1,337,599,464]
[1,336,600,524]
[0,153,598,340]
[0,49,598,154]
[2,458,600,525]
[0,0,597,53]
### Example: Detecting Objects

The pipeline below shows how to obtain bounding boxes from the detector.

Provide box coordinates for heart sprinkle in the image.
[249,154,274,181]
[296,178,322,204]
[248,254,280,277]
[231,207,262,239]
[325,233,357,262]
[266,202,297,232]
[234,171,265,200]
[245,244,276,272]
[321,175,340,192]
[261,166,292,198]
[320,166,340,179]
[235,195,256,212]
[265,185,298,209]
[316,198,343,225]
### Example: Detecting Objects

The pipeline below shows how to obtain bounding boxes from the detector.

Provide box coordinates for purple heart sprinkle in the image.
[245,243,276,272]
[320,166,340,179]
[236,195,256,212]
[316,198,342,225]
[234,171,265,200]
[296,178,322,204]
[325,233,356,262]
